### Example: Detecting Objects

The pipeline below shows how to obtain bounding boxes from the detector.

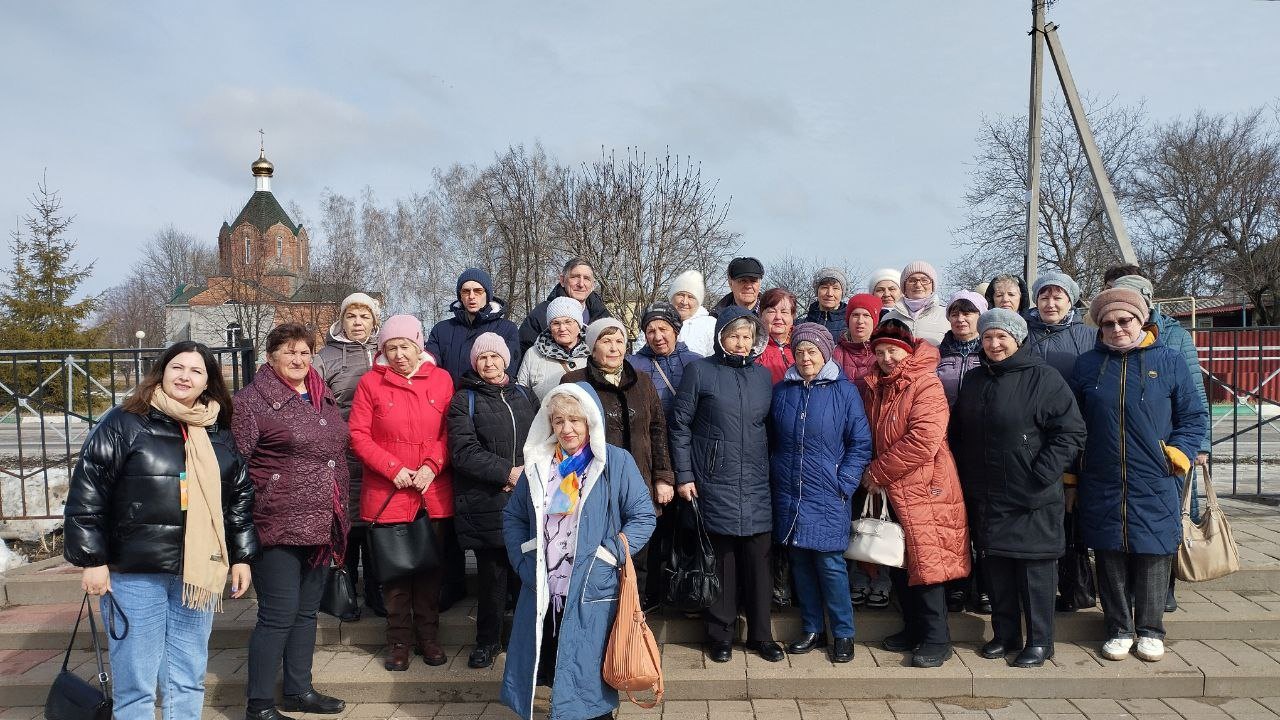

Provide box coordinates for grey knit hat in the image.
[813,267,847,293]
[1032,271,1081,306]
[978,308,1029,346]
[1110,274,1155,308]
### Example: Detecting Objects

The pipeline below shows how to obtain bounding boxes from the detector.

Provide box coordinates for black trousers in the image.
[890,567,950,646]
[1095,550,1172,640]
[439,522,467,609]
[246,545,325,707]
[342,525,384,612]
[474,547,513,646]
[985,556,1056,647]
[635,509,674,605]
[705,531,773,644]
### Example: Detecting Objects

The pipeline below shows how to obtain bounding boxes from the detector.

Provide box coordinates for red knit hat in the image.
[869,318,915,354]
[845,293,883,326]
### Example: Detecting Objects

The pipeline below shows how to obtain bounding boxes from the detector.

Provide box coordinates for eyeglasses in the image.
[904,276,933,286]
[1101,316,1139,330]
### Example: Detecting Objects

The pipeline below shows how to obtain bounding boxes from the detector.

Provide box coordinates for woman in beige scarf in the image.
[65,341,258,720]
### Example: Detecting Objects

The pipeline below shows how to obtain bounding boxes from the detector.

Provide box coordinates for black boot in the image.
[831,637,855,663]
[1165,576,1178,613]
[787,632,826,654]
[279,689,344,714]
[246,709,297,720]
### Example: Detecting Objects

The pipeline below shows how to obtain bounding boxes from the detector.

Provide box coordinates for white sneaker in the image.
[1135,637,1165,662]
[1101,637,1133,660]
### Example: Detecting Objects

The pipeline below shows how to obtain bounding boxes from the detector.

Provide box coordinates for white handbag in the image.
[844,488,906,568]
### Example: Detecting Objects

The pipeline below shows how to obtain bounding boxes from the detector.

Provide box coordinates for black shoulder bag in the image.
[45,592,128,720]
[663,498,720,612]
[367,488,440,583]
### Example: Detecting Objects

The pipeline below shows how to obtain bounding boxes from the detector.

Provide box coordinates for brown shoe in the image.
[417,642,448,667]
[384,643,410,671]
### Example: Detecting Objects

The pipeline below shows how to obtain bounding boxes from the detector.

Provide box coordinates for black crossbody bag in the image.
[45,592,128,720]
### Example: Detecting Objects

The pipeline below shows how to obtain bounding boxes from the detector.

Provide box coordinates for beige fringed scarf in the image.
[150,388,229,612]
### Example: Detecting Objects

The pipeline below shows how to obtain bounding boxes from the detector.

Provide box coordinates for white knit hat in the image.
[867,268,900,293]
[546,296,585,326]
[339,292,382,326]
[669,270,706,307]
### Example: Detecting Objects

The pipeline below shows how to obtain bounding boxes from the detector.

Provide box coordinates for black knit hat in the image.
[869,318,915,354]
[641,300,683,334]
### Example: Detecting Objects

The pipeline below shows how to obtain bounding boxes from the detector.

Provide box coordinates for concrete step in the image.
[2,589,1278,652]
[2,637,1278,707]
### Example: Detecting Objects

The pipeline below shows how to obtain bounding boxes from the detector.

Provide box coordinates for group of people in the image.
[63,254,1209,720]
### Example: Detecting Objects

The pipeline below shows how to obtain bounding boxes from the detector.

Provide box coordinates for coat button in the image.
[271,473,280,481]
[272,402,282,410]
[319,419,328,426]
[327,460,336,468]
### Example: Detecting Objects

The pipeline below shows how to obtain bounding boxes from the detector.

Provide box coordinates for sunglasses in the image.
[1101,316,1139,330]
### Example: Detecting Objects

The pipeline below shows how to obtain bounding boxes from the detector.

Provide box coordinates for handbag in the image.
[663,498,720,612]
[45,592,121,720]
[844,487,906,568]
[1176,467,1240,582]
[367,488,441,584]
[319,561,359,619]
[602,532,664,709]
[1059,510,1096,609]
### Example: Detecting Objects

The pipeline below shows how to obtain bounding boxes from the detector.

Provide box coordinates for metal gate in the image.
[1,345,255,521]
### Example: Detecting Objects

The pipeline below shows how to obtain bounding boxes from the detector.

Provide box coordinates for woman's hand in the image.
[392,467,416,489]
[677,483,698,501]
[81,565,111,596]
[504,466,523,493]
[413,465,437,492]
[654,482,675,506]
[230,563,252,599]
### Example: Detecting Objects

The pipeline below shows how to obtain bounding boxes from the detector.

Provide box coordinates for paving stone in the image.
[1217,697,1280,719]
[349,703,403,717]
[840,699,893,719]
[1026,700,1079,714]
[796,698,847,719]
[1118,699,1173,714]
[1162,697,1232,719]
[0,709,42,720]
[1069,699,1124,714]
[888,699,942,716]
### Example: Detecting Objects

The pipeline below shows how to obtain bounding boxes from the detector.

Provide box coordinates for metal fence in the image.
[2,330,1276,522]
[1,345,255,521]
[1198,328,1280,499]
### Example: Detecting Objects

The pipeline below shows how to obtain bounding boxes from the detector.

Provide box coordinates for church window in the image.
[276,235,283,257]
[244,235,251,264]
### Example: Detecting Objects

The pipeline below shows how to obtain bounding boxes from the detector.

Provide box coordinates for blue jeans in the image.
[789,547,855,638]
[104,572,215,720]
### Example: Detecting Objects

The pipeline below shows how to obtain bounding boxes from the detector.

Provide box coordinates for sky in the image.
[2,1,1277,300]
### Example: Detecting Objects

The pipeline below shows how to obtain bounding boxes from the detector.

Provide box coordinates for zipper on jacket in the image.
[501,388,518,467]
[783,384,809,545]
[1119,353,1130,553]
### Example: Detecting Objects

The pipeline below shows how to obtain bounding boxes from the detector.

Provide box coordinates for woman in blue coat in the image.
[1071,288,1207,665]
[669,305,782,664]
[769,323,872,664]
[501,382,656,720]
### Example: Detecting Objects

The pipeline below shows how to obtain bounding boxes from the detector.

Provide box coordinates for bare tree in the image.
[553,147,741,325]
[762,253,866,311]
[950,97,1146,296]
[1133,109,1280,319]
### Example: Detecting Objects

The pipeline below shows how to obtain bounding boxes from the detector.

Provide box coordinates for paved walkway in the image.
[4,697,1279,719]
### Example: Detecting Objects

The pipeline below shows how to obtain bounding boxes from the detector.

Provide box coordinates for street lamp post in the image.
[134,330,146,383]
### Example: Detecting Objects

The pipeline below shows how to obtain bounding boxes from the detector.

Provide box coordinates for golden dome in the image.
[251,149,274,177]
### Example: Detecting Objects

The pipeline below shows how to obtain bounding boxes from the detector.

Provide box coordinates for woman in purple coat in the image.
[233,323,350,720]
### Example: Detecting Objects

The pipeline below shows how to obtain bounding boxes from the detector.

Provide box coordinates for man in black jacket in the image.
[518,258,612,354]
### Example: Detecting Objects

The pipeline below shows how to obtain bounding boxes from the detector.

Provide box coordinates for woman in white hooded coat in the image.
[501,382,657,720]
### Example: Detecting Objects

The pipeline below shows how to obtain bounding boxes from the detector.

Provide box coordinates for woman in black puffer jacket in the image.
[445,332,539,670]
[64,341,258,719]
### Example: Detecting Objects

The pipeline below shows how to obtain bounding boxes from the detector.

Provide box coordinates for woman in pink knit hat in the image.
[881,260,950,345]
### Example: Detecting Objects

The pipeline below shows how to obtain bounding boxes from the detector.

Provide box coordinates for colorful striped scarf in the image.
[547,444,593,515]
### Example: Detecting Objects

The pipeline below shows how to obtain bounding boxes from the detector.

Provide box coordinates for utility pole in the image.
[1024,0,1046,285]
[1043,22,1138,265]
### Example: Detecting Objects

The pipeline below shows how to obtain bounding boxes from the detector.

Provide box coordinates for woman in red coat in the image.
[756,287,797,384]
[861,319,971,669]
[349,314,456,672]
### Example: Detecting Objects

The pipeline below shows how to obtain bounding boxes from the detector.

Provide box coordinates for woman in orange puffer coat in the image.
[861,318,971,669]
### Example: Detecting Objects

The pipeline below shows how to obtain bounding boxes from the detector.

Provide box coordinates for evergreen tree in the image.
[0,174,101,349]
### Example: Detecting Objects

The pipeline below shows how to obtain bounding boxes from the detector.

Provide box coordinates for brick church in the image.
[165,148,353,352]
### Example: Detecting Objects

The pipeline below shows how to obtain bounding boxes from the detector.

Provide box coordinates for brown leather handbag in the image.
[1175,467,1240,582]
[602,532,664,708]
